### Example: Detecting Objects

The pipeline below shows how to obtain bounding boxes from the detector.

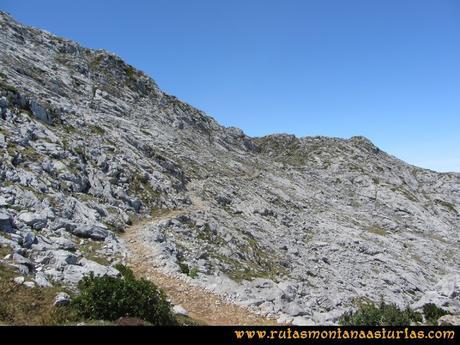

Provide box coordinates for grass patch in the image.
[196,223,225,245]
[22,146,43,162]
[175,314,206,325]
[0,262,72,325]
[435,199,458,214]
[0,260,200,326]
[76,193,99,203]
[88,124,105,135]
[5,144,43,167]
[0,245,12,258]
[214,236,288,283]
[77,240,111,266]
[177,261,198,279]
[61,124,77,134]
[0,80,18,93]
[129,170,160,207]
[391,187,418,202]
[367,225,387,236]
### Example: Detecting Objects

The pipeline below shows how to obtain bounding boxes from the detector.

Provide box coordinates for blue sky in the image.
[2,0,459,172]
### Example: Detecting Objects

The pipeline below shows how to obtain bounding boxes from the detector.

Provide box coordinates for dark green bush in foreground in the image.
[71,265,177,325]
[423,303,448,325]
[339,300,423,326]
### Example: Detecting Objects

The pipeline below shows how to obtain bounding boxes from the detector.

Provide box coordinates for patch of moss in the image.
[89,54,104,70]
[77,240,111,266]
[210,235,288,283]
[61,124,77,134]
[196,223,225,246]
[125,65,136,78]
[178,261,190,275]
[22,146,43,162]
[88,124,105,135]
[6,144,43,167]
[0,80,18,93]
[392,187,418,202]
[367,225,387,236]
[129,170,160,207]
[76,193,99,203]
[435,199,458,214]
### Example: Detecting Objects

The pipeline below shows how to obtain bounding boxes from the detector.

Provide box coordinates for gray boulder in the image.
[48,250,78,267]
[0,210,14,233]
[71,225,109,241]
[29,100,54,124]
[34,272,52,287]
[23,232,38,249]
[24,281,35,288]
[438,315,460,326]
[13,276,25,285]
[17,212,48,230]
[54,292,71,306]
[172,305,188,316]
[283,302,305,317]
[47,258,120,286]
[53,237,76,251]
[0,96,8,109]
[12,253,34,270]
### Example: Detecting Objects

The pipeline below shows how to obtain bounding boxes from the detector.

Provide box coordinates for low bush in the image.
[339,300,422,326]
[71,264,177,325]
[422,303,448,325]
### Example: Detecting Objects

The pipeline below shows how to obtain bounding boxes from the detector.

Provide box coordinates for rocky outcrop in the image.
[0,11,459,324]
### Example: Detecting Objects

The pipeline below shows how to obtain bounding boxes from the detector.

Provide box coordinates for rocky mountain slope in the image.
[0,12,459,325]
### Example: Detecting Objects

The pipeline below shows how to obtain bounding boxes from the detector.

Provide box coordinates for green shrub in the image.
[339,300,422,326]
[423,303,448,325]
[178,261,199,278]
[71,265,177,325]
[189,267,199,279]
[178,261,190,275]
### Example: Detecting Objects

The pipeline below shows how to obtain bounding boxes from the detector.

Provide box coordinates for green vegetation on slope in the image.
[339,300,449,326]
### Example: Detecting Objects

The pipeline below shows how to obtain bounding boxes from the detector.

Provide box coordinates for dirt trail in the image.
[122,208,277,325]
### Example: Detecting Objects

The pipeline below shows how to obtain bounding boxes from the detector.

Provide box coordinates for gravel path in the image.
[122,212,277,325]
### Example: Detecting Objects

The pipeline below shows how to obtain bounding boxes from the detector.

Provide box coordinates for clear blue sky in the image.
[2,0,459,172]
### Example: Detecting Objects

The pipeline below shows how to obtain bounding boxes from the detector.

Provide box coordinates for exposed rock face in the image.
[0,12,459,324]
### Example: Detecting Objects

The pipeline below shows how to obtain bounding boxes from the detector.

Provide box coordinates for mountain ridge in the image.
[2,11,457,174]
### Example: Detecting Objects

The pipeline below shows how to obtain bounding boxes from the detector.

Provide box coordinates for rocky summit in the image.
[0,12,459,325]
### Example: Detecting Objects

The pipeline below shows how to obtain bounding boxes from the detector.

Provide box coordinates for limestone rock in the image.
[17,212,48,230]
[13,276,25,285]
[172,305,188,316]
[71,225,109,241]
[0,210,14,233]
[437,315,460,326]
[54,292,71,307]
